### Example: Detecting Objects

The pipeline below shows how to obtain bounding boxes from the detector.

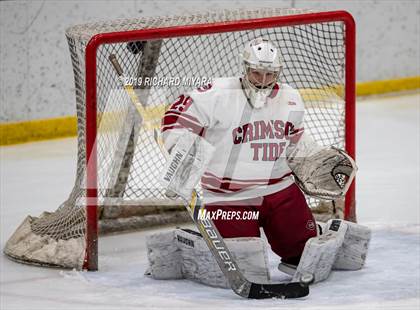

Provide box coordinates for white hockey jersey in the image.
[161,77,305,203]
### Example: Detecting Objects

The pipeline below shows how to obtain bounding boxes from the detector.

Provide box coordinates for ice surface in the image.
[1,93,419,309]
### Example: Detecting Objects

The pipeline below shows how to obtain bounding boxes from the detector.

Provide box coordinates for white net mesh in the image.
[4,8,353,270]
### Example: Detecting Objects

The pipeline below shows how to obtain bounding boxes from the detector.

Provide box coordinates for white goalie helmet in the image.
[241,38,283,108]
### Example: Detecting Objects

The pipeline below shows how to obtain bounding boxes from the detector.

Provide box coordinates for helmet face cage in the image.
[244,62,281,90]
[240,38,283,108]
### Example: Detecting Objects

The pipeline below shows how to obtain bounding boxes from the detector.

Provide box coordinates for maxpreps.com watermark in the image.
[198,209,259,221]
[121,76,212,87]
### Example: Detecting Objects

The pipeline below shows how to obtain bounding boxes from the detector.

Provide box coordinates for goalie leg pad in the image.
[145,228,270,288]
[292,219,348,283]
[333,221,371,270]
[145,230,183,279]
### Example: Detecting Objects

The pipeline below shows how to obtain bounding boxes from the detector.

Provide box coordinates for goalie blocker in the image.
[159,130,214,200]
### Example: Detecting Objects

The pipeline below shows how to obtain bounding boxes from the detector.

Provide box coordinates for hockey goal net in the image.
[4,8,355,271]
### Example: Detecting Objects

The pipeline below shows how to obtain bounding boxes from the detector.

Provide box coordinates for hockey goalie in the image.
[146,38,370,287]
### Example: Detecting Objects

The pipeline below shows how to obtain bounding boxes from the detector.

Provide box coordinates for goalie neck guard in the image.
[241,38,283,108]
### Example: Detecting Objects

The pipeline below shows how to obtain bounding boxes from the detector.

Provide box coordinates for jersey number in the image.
[170,95,193,112]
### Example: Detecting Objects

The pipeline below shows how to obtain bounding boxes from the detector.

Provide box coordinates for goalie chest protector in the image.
[162,77,306,203]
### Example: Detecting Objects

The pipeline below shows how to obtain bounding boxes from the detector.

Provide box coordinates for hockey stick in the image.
[108,54,311,299]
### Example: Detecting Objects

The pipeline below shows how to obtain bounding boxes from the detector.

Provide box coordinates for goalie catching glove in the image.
[286,134,357,200]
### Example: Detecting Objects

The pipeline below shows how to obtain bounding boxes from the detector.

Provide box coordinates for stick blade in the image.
[247,282,309,299]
